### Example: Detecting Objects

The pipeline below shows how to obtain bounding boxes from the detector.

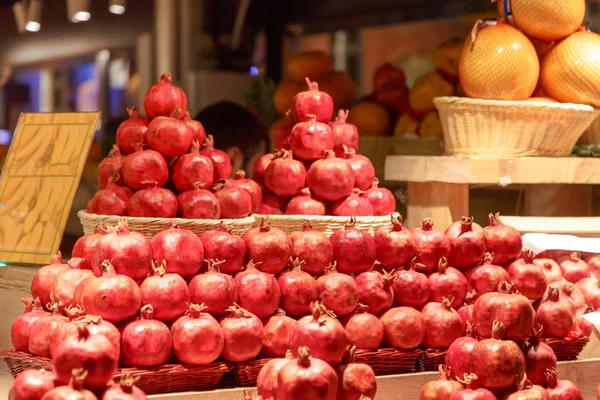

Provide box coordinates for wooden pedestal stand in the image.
[384,156,600,229]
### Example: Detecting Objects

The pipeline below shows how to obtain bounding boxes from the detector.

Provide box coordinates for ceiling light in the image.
[26,0,42,32]
[109,0,126,15]
[66,0,91,23]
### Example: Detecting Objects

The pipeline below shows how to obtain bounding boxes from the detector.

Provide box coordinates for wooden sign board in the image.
[0,112,101,265]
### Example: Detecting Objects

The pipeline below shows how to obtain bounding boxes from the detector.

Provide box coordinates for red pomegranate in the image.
[171,140,214,191]
[374,213,415,268]
[363,178,396,216]
[97,145,125,189]
[242,217,292,274]
[9,368,58,400]
[72,225,108,274]
[28,303,67,358]
[120,305,172,367]
[331,217,377,274]
[316,263,360,317]
[467,253,510,298]
[50,259,94,307]
[545,368,583,400]
[31,253,70,309]
[262,310,298,358]
[121,145,169,190]
[143,72,187,119]
[336,346,377,400]
[560,282,587,312]
[177,184,220,219]
[183,116,206,145]
[559,252,590,283]
[576,278,600,310]
[87,177,132,216]
[234,261,281,319]
[457,304,475,333]
[258,190,289,215]
[429,258,468,308]
[420,365,463,400]
[537,286,576,338]
[220,304,264,362]
[257,352,292,399]
[503,375,550,400]
[410,218,451,272]
[292,78,334,123]
[533,258,564,285]
[102,374,147,400]
[150,222,203,278]
[469,321,526,390]
[278,259,319,317]
[380,307,425,349]
[343,146,375,191]
[200,223,245,274]
[286,187,327,216]
[213,179,253,218]
[277,346,338,400]
[445,322,479,382]
[332,188,374,216]
[473,281,535,342]
[422,297,464,348]
[11,297,49,352]
[57,315,120,359]
[355,270,395,315]
[274,111,293,150]
[82,260,142,323]
[507,250,548,301]
[289,302,348,365]
[199,135,232,182]
[40,369,96,400]
[252,152,278,187]
[445,217,487,269]
[524,325,557,386]
[587,254,600,280]
[307,150,355,201]
[126,182,177,218]
[171,303,224,364]
[231,170,262,213]
[139,261,189,321]
[116,107,150,154]
[449,375,496,400]
[290,114,335,161]
[288,221,332,276]
[391,258,430,308]
[483,213,522,265]
[330,110,359,157]
[264,150,307,197]
[342,304,384,349]
[189,260,238,316]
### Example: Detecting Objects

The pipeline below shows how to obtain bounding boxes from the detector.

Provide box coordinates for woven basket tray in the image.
[0,349,232,395]
[434,96,600,157]
[542,336,589,361]
[252,214,391,236]
[419,348,448,372]
[78,210,255,238]
[354,348,423,376]
[235,358,271,387]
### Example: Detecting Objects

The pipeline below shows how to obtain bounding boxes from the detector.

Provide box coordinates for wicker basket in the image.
[434,96,600,157]
[420,348,448,372]
[252,214,392,236]
[354,348,423,376]
[0,350,232,395]
[78,210,255,238]
[542,337,589,361]
[235,358,272,387]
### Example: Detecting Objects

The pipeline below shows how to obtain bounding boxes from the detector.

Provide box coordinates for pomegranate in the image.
[199,135,232,182]
[445,322,479,382]
[380,307,425,349]
[332,189,374,216]
[469,321,526,390]
[213,179,253,218]
[336,346,377,400]
[140,261,189,321]
[363,178,396,216]
[231,170,262,213]
[274,111,293,150]
[177,185,220,219]
[82,260,142,323]
[524,325,557,386]
[559,282,587,311]
[292,78,334,123]
[31,253,71,309]
[420,365,463,400]
[48,305,87,358]
[102,374,147,400]
[189,259,238,316]
[200,223,245,274]
[121,146,168,190]
[342,304,384,349]
[533,258,564,285]
[9,368,58,400]
[150,222,203,278]
[40,369,96,400]
[545,368,583,400]
[127,182,178,218]
[171,140,214,191]
[143,72,187,119]
[72,225,108,274]
[87,179,132,216]
[355,270,395,315]
[234,260,281,318]
[171,303,224,364]
[95,220,152,280]
[57,315,120,358]
[53,324,119,388]
[457,304,475,333]
[374,213,415,268]
[574,305,594,337]
[449,374,496,400]
[391,258,430,308]
[429,258,468,308]
[286,187,327,215]
[559,252,590,283]
[330,109,359,157]
[587,254,600,279]
[289,302,348,365]
[445,217,487,269]
[331,217,377,274]
[422,296,464,348]
[256,351,292,399]
[483,213,522,265]
[410,218,451,271]
[183,116,206,145]
[97,145,125,189]
[278,258,319,317]
[220,304,264,362]
[258,190,288,215]
[28,302,66,358]
[277,346,338,400]
[507,250,548,301]
[264,150,307,197]
[11,298,49,353]
[262,310,298,358]
[253,152,278,187]
[289,114,334,161]
[307,150,355,201]
[316,263,360,317]
[342,146,375,191]
[537,286,576,338]
[120,304,172,367]
[288,220,332,276]
[116,106,150,154]
[577,278,600,310]
[242,217,291,274]
[503,375,550,400]
[473,281,535,342]
[468,253,510,298]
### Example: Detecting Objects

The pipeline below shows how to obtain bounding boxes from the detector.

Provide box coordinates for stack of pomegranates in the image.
[253,77,396,217]
[88,72,259,220]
